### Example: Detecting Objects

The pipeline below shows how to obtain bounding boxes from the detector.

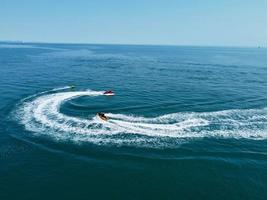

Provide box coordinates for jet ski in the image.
[97,113,109,121]
[103,90,114,96]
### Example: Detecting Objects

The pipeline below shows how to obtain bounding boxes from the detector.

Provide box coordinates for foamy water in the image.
[14,87,267,147]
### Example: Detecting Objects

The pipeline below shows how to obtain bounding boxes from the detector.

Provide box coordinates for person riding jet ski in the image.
[97,112,109,121]
[103,90,114,96]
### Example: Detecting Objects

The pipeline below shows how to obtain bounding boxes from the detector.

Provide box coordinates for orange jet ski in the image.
[97,113,109,121]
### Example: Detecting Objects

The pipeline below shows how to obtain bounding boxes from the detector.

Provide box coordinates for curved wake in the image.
[14,88,267,147]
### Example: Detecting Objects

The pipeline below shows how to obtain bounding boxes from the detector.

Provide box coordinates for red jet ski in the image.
[103,90,115,96]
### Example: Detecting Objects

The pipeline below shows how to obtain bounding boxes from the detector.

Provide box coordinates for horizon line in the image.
[0,39,265,49]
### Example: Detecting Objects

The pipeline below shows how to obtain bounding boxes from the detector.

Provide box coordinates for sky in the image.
[1,0,267,46]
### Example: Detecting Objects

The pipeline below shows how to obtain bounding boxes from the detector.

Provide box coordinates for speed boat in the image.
[97,113,109,121]
[103,90,114,96]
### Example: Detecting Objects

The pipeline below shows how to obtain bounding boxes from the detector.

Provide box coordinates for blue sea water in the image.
[0,43,267,199]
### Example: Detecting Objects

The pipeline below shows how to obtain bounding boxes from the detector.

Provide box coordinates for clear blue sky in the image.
[1,0,267,46]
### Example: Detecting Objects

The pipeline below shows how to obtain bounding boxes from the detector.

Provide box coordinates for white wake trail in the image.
[14,88,267,147]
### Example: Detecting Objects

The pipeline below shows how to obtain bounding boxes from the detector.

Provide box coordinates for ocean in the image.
[0,43,267,199]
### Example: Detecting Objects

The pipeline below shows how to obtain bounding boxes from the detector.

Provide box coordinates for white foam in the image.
[22,86,73,101]
[14,88,267,147]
